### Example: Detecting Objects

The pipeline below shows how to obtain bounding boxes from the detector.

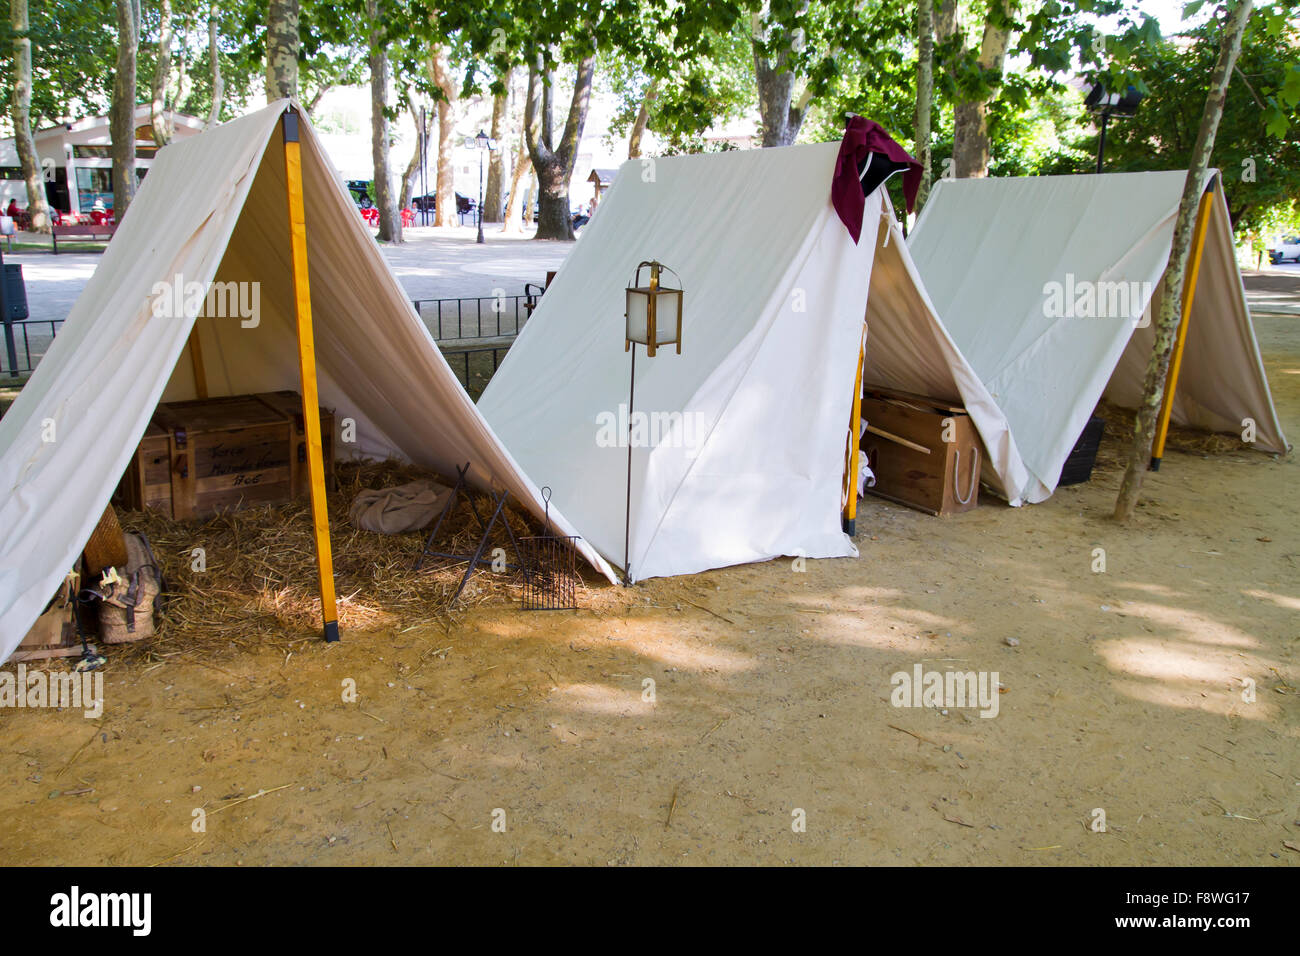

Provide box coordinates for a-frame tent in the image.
[478,141,1023,582]
[908,169,1289,504]
[0,99,613,663]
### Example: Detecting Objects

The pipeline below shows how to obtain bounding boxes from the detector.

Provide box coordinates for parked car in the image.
[410,193,475,216]
[346,180,374,210]
[1267,236,1300,264]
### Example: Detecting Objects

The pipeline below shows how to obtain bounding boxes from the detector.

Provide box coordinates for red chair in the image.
[401,207,415,227]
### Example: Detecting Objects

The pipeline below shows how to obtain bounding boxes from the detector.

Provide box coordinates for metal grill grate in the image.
[521,487,579,611]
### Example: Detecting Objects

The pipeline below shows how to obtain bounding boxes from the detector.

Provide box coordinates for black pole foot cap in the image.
[1148,457,1162,472]
[323,620,340,643]
[843,518,856,536]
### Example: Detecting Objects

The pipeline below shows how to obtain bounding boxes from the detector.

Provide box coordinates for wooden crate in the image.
[255,389,336,498]
[115,392,335,520]
[12,603,80,661]
[860,386,981,516]
[116,420,172,513]
[13,574,81,661]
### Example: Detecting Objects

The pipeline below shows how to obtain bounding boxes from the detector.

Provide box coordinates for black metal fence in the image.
[2,317,61,377]
[3,295,530,393]
[440,344,515,400]
[412,293,535,340]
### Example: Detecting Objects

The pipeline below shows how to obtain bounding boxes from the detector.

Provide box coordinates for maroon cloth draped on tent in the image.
[831,116,922,243]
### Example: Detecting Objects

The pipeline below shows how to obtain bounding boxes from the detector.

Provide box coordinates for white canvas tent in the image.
[478,141,1025,582]
[908,170,1288,504]
[0,99,612,663]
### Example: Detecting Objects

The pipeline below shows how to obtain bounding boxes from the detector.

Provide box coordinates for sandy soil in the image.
[2,318,1296,867]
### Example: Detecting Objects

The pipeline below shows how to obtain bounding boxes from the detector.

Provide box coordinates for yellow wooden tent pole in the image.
[842,323,867,535]
[282,109,339,642]
[1151,177,1216,471]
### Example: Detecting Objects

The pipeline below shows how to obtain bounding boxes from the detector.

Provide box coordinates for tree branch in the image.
[557,55,595,166]
[523,58,554,168]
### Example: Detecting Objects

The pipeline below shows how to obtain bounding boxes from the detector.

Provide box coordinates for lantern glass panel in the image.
[626,288,682,346]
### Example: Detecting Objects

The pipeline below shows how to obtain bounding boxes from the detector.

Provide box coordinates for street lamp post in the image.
[1085,83,1143,173]
[469,129,497,245]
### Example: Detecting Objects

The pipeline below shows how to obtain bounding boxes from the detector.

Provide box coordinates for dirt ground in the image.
[2,317,1297,867]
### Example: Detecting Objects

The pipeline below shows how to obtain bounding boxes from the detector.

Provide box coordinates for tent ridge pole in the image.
[282,108,341,642]
[1151,175,1216,472]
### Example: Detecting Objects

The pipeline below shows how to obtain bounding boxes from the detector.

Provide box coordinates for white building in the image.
[0,104,204,215]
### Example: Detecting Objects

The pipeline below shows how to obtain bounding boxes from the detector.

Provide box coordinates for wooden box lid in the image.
[153,395,286,435]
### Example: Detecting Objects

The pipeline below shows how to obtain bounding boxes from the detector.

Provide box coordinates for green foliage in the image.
[0,0,118,125]
[2,0,1293,250]
[598,23,755,151]
[1073,7,1300,236]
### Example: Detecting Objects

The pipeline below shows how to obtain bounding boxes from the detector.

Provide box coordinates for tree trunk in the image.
[952,0,1012,179]
[503,75,532,233]
[752,10,811,147]
[523,170,535,226]
[502,133,530,232]
[428,44,458,227]
[170,11,192,113]
[110,0,138,220]
[483,68,510,223]
[434,96,454,226]
[367,0,399,243]
[399,107,423,211]
[305,85,330,116]
[265,0,298,102]
[9,0,50,231]
[534,161,570,239]
[628,79,656,159]
[151,0,173,146]
[524,54,594,240]
[205,5,222,128]
[936,0,959,39]
[1113,0,1253,521]
[914,0,935,211]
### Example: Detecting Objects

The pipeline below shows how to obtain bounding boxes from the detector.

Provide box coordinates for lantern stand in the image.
[623,260,684,585]
[624,342,636,584]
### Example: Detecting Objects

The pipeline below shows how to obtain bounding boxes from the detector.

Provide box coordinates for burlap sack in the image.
[97,533,162,644]
[349,480,452,534]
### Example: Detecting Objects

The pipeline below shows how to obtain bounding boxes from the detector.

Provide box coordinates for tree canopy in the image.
[3,0,1296,238]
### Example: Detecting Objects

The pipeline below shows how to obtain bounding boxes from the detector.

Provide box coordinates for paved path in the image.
[2,225,575,375]
[6,231,1296,377]
[1242,263,1300,316]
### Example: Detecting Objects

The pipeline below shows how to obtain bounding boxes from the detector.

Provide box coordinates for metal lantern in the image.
[625,261,683,358]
